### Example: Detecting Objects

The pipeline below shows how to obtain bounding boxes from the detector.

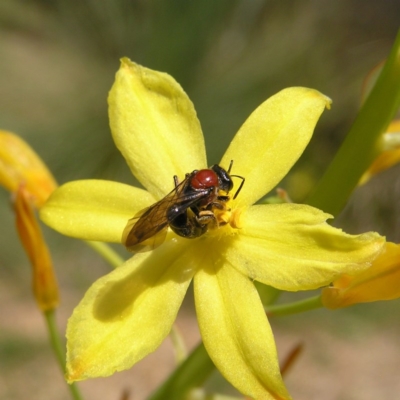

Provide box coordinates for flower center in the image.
[208,199,243,233]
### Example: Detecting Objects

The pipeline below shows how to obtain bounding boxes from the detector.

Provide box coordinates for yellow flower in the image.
[0,130,57,207]
[359,119,400,185]
[14,185,59,311]
[0,130,59,311]
[322,241,400,309]
[40,58,384,399]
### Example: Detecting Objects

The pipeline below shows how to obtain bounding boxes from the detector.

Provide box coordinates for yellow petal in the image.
[359,119,400,185]
[322,242,400,309]
[225,204,384,291]
[0,130,57,207]
[359,148,400,185]
[40,180,155,242]
[14,187,59,311]
[220,88,331,207]
[194,256,291,400]
[66,239,196,381]
[108,58,207,199]
[382,119,400,149]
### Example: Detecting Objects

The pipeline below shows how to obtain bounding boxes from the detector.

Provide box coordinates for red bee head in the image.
[190,169,219,190]
[190,169,219,206]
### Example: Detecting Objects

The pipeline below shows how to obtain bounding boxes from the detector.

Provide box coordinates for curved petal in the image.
[194,255,291,400]
[224,204,385,291]
[40,180,155,243]
[322,242,400,309]
[66,239,197,381]
[220,88,331,207]
[108,58,207,199]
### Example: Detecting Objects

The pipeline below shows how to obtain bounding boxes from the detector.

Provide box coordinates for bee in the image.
[122,161,244,252]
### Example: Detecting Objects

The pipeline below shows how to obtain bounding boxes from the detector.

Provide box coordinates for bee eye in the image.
[191,169,218,190]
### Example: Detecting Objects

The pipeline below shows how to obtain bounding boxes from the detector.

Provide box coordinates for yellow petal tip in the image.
[324,94,332,110]
[120,56,133,68]
[307,88,332,109]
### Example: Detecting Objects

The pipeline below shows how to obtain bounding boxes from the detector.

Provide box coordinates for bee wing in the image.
[122,179,187,252]
[122,201,170,252]
[122,209,168,253]
[123,177,211,253]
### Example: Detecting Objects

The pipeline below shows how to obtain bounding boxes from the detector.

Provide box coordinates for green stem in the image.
[44,310,84,400]
[170,325,187,364]
[148,342,215,400]
[307,29,400,215]
[149,296,323,400]
[85,241,125,269]
[266,295,323,317]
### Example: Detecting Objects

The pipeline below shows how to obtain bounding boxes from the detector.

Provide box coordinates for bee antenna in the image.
[230,175,245,199]
[227,159,234,174]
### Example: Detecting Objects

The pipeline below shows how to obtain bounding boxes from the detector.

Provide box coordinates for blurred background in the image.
[1,1,399,399]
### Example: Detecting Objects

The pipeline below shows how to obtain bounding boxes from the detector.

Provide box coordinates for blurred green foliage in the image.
[1,0,398,183]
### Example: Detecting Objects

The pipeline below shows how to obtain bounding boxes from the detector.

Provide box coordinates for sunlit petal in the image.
[224,204,384,291]
[108,58,207,199]
[194,255,291,400]
[66,239,197,382]
[40,180,155,243]
[221,88,331,207]
[322,242,400,308]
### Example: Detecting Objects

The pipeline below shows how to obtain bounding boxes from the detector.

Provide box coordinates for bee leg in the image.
[216,195,230,203]
[173,172,191,188]
[169,211,208,239]
[197,210,218,228]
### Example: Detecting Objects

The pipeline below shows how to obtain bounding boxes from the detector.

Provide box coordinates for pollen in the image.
[212,205,243,232]
[229,208,243,229]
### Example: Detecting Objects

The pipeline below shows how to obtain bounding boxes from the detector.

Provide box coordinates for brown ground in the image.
[1,267,400,400]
